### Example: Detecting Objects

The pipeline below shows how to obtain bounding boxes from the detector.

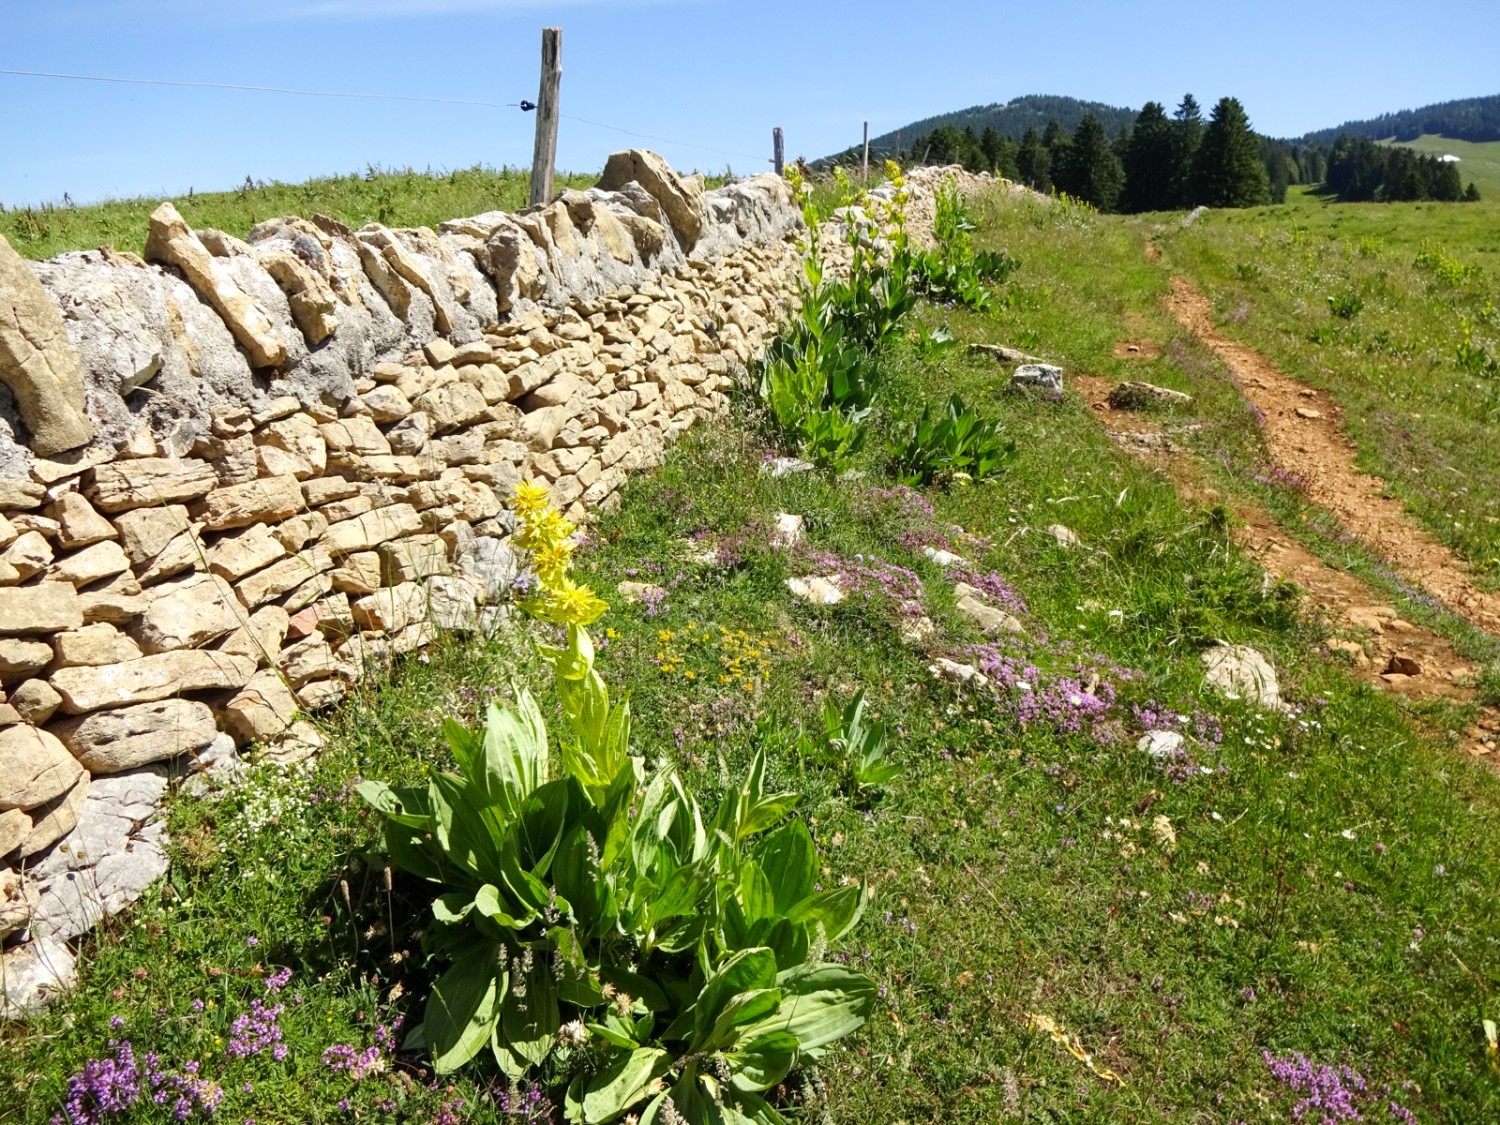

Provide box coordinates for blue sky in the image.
[2,0,1497,207]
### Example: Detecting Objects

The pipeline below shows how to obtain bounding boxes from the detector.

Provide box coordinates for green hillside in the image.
[1381,134,1500,197]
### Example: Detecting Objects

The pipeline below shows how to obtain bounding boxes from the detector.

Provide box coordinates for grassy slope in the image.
[4,191,1498,1123]
[1154,187,1500,588]
[1379,136,1500,197]
[0,166,600,261]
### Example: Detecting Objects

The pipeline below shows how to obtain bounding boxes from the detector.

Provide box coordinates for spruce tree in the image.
[1061,115,1124,210]
[1171,94,1204,207]
[1192,97,1270,208]
[1464,182,1482,202]
[1121,101,1176,212]
[1042,120,1073,189]
[1016,127,1052,192]
[980,126,1004,174]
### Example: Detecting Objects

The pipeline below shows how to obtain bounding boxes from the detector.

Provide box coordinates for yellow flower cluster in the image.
[653,622,777,693]
[508,481,608,626]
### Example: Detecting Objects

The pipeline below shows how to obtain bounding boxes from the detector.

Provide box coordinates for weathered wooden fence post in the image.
[862,121,869,182]
[528,27,562,207]
[773,127,784,176]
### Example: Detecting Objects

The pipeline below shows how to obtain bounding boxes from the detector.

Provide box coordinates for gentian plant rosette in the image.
[356,482,879,1125]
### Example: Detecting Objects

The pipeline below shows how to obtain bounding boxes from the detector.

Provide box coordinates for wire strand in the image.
[0,68,516,108]
[560,112,769,165]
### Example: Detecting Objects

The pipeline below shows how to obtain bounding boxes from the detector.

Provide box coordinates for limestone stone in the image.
[1107,381,1194,410]
[351,582,426,632]
[134,572,243,653]
[302,477,361,506]
[271,510,328,553]
[52,623,142,668]
[597,150,707,247]
[235,548,333,608]
[47,540,131,586]
[193,474,304,531]
[360,385,413,422]
[87,459,217,512]
[1,532,54,580]
[1138,730,1186,759]
[0,809,29,857]
[320,504,422,555]
[518,405,572,451]
[0,638,54,681]
[277,635,355,689]
[50,651,257,714]
[330,551,382,595]
[320,415,391,456]
[1011,363,1064,392]
[78,572,148,626]
[415,382,488,432]
[1201,643,1283,712]
[12,679,62,723]
[113,505,192,565]
[145,202,287,368]
[218,604,290,662]
[133,530,204,586]
[425,575,480,630]
[1044,524,1081,549]
[379,535,450,583]
[0,233,94,455]
[205,523,286,581]
[0,725,83,811]
[386,411,430,455]
[297,678,348,713]
[0,935,77,1017]
[46,494,116,549]
[0,583,82,635]
[52,699,217,773]
[222,668,300,746]
[255,416,327,480]
[786,575,845,605]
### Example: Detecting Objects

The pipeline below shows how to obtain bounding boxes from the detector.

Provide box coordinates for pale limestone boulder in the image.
[0,726,83,811]
[46,494,116,549]
[0,638,54,682]
[0,934,76,1018]
[0,867,27,938]
[255,416,327,480]
[351,582,426,632]
[320,504,422,555]
[271,511,327,553]
[78,572,148,626]
[277,635,355,689]
[135,572,242,653]
[1,532,54,580]
[1201,643,1284,711]
[12,679,62,724]
[0,808,30,857]
[319,415,390,456]
[87,458,217,512]
[0,584,82,635]
[222,668,300,746]
[0,233,94,455]
[597,150,708,248]
[113,505,192,565]
[52,699,217,773]
[234,548,332,608]
[145,202,287,369]
[956,595,1026,637]
[205,523,286,581]
[50,651,256,714]
[193,474,304,531]
[218,603,291,663]
[47,540,131,586]
[787,576,845,605]
[52,623,142,668]
[414,383,488,432]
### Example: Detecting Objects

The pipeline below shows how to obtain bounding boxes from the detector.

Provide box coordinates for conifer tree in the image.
[1016,127,1052,192]
[1171,94,1204,207]
[1464,182,1482,202]
[1060,115,1124,210]
[1192,97,1270,207]
[1042,120,1073,187]
[1121,101,1176,212]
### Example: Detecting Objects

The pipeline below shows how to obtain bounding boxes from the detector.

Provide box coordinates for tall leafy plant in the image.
[359,484,877,1124]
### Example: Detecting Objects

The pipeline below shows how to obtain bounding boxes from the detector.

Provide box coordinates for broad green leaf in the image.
[693,948,777,1045]
[581,1047,672,1123]
[727,1030,799,1092]
[426,943,502,1073]
[431,773,500,878]
[745,964,877,1054]
[502,951,560,1068]
[728,1089,788,1125]
[705,988,782,1050]
[785,884,866,944]
[737,861,774,924]
[554,824,608,935]
[473,883,533,931]
[516,778,572,876]
[753,821,816,915]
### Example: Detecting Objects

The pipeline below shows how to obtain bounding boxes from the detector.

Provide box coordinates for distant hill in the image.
[1297,94,1500,146]
[833,94,1138,163]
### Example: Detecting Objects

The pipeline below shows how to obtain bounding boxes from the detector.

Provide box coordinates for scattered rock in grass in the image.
[0,868,29,940]
[772,513,804,549]
[617,580,668,604]
[899,615,936,646]
[970,342,1043,365]
[1011,363,1064,392]
[261,720,325,767]
[27,766,169,942]
[1327,639,1370,667]
[923,546,967,568]
[930,657,987,687]
[1385,653,1421,677]
[1138,730,1185,759]
[1201,643,1284,711]
[761,457,814,478]
[956,595,1026,637]
[1152,814,1177,848]
[182,733,246,798]
[1045,524,1081,549]
[1106,381,1194,410]
[1346,607,1387,633]
[786,575,845,605]
[1295,407,1323,420]
[0,934,75,1020]
[1182,205,1208,226]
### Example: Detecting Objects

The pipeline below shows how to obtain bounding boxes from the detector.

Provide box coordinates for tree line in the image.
[879,94,1478,212]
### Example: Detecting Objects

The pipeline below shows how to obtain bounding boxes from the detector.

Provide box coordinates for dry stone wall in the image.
[0,151,807,997]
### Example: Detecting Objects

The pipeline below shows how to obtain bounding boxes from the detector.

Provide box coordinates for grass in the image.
[0,165,601,261]
[4,186,1500,1124]
[1378,136,1500,198]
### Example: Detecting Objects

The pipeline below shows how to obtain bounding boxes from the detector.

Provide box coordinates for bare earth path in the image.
[1163,275,1500,634]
